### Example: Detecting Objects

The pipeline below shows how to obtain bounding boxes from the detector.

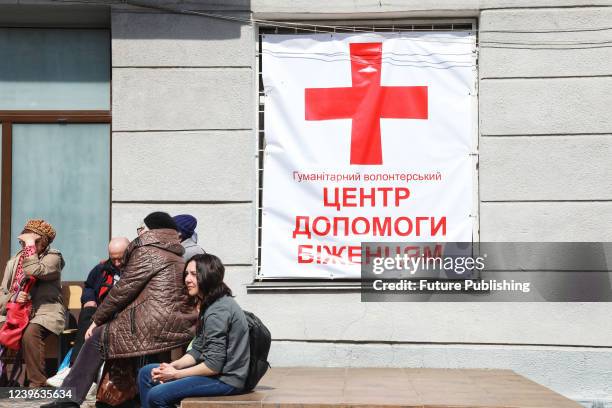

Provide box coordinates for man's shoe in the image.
[40,401,79,408]
[46,366,71,387]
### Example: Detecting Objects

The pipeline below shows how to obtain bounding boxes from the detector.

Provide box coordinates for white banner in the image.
[260,32,477,279]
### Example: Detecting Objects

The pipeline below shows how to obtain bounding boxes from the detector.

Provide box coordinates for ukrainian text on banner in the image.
[260,32,477,279]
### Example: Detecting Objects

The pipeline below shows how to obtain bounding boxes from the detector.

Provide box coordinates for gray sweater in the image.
[186,296,250,390]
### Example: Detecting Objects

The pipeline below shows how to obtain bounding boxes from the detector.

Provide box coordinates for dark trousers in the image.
[22,323,51,387]
[62,324,105,404]
[61,324,171,405]
[70,306,97,365]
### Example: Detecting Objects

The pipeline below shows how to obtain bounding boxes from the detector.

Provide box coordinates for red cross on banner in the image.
[305,42,428,165]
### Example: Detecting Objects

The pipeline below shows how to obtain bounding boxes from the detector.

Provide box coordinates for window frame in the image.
[0,24,112,275]
[0,111,112,272]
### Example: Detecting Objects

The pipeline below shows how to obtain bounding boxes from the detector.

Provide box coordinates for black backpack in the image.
[243,310,271,391]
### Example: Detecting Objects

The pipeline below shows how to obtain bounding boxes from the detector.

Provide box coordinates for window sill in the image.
[246,280,361,293]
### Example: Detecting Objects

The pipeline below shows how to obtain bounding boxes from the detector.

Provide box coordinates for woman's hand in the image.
[151,363,180,383]
[85,321,97,340]
[169,353,197,370]
[17,232,40,247]
[15,292,30,303]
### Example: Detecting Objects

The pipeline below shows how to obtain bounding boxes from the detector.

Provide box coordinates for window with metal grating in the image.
[252,20,479,290]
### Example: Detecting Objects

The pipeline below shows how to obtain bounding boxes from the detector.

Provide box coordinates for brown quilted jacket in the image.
[93,229,196,359]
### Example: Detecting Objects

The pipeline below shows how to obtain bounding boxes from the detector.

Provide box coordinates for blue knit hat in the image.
[173,214,197,240]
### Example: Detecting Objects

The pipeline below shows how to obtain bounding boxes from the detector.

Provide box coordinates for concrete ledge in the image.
[181,367,581,407]
[263,342,611,403]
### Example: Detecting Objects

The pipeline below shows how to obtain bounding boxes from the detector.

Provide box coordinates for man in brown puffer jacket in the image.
[42,212,196,408]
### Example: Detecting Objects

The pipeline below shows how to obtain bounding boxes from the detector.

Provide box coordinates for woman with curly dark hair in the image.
[137,253,250,408]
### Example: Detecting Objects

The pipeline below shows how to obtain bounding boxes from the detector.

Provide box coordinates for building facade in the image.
[1,0,611,405]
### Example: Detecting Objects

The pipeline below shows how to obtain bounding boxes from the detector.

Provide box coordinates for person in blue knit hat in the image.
[173,214,206,262]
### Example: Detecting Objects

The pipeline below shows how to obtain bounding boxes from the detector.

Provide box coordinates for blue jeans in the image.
[138,363,237,408]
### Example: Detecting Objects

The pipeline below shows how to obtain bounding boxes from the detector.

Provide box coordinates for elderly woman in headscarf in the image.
[0,219,65,387]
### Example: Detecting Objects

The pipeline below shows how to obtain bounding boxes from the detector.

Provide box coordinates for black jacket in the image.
[81,259,120,305]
